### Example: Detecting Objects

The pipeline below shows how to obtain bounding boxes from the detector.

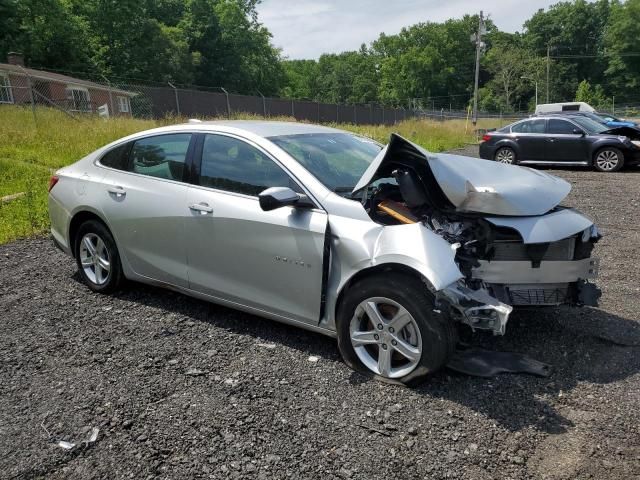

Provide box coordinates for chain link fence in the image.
[0,64,422,125]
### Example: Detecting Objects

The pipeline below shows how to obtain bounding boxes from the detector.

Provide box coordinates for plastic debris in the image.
[307,356,320,363]
[55,427,99,450]
[185,368,206,376]
[86,427,99,444]
[256,343,276,349]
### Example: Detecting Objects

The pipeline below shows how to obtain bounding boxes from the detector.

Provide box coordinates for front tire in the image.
[75,220,123,293]
[336,272,456,386]
[494,147,516,164]
[594,147,624,172]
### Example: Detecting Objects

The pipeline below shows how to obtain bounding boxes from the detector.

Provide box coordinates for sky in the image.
[257,0,559,60]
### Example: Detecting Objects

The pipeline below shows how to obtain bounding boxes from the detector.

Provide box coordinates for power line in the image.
[551,52,640,59]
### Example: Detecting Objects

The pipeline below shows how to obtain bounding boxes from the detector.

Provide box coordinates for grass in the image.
[0,105,479,244]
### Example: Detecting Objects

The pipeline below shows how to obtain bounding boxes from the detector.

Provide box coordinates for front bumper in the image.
[438,255,600,335]
[472,258,598,284]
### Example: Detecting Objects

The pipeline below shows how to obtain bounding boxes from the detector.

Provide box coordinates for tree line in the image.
[1,0,639,112]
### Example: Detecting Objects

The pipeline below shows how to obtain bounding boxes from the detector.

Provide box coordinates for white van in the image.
[534,102,595,114]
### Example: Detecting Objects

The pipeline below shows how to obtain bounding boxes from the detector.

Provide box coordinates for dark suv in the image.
[479,114,640,172]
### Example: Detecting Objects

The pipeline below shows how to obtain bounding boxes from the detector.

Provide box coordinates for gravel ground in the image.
[1,147,640,479]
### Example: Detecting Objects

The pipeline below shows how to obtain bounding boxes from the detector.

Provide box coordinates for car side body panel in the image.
[322,214,464,330]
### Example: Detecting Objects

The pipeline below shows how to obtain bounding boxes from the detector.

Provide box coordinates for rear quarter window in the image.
[99,143,130,170]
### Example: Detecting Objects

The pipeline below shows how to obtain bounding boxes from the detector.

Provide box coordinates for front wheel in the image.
[75,220,124,293]
[336,273,456,386]
[594,147,624,172]
[494,147,516,164]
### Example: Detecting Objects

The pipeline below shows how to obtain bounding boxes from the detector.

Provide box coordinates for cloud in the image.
[257,0,559,59]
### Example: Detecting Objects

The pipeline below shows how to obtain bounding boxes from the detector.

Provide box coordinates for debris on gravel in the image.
[1,150,639,479]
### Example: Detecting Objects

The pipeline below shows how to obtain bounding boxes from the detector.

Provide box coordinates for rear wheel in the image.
[594,147,624,172]
[75,220,123,293]
[336,273,456,386]
[494,147,516,164]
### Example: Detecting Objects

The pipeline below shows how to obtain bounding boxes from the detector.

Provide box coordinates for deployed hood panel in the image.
[354,134,571,217]
[603,126,640,140]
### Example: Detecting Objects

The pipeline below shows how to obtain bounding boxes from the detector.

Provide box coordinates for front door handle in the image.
[189,202,213,214]
[107,186,126,197]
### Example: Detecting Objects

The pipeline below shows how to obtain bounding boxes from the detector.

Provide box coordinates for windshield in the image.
[268,133,382,191]
[572,116,610,134]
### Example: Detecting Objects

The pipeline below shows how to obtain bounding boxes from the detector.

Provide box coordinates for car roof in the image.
[182,120,344,138]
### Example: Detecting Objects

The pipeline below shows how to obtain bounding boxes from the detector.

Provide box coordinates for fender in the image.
[321,217,464,330]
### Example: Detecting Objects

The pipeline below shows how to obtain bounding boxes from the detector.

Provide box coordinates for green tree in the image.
[373,16,485,107]
[523,0,611,101]
[483,44,545,112]
[6,0,92,71]
[604,0,640,101]
[280,60,319,99]
[574,79,610,108]
[0,0,19,61]
[179,0,283,93]
[313,47,379,104]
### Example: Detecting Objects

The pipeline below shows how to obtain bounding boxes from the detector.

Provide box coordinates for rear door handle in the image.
[107,186,126,197]
[189,202,213,214]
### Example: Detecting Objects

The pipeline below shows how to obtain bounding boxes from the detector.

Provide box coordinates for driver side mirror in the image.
[573,128,585,136]
[258,187,314,211]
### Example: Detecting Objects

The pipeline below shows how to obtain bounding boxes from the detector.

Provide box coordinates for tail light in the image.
[48,175,59,192]
[481,133,492,142]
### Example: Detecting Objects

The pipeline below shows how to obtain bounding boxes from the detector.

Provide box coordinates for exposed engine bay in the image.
[353,135,601,336]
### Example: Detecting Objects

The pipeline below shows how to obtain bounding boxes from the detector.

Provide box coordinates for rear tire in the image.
[593,147,624,172]
[494,147,517,164]
[75,220,123,293]
[336,272,456,386]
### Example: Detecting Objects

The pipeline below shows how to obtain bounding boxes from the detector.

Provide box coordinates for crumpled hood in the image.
[353,134,571,216]
[603,125,640,140]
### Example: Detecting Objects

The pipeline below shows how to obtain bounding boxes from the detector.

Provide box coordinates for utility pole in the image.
[471,11,484,126]
[546,44,551,103]
[521,76,538,108]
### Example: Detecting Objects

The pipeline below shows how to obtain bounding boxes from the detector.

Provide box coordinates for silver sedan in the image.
[48,121,601,385]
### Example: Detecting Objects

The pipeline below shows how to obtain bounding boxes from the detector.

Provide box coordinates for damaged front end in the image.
[353,134,602,336]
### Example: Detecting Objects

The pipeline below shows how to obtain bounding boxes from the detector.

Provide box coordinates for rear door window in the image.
[511,119,546,134]
[129,134,192,181]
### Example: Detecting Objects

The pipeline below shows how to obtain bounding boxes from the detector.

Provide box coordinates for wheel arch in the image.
[68,209,113,259]
[494,141,519,158]
[592,142,625,161]
[591,143,626,171]
[334,263,434,326]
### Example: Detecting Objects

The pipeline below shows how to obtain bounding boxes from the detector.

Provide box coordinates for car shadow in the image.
[415,307,640,434]
[77,274,640,435]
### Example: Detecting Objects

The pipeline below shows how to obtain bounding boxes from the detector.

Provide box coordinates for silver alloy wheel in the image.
[596,149,619,171]
[495,148,515,164]
[79,233,111,285]
[349,297,422,379]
